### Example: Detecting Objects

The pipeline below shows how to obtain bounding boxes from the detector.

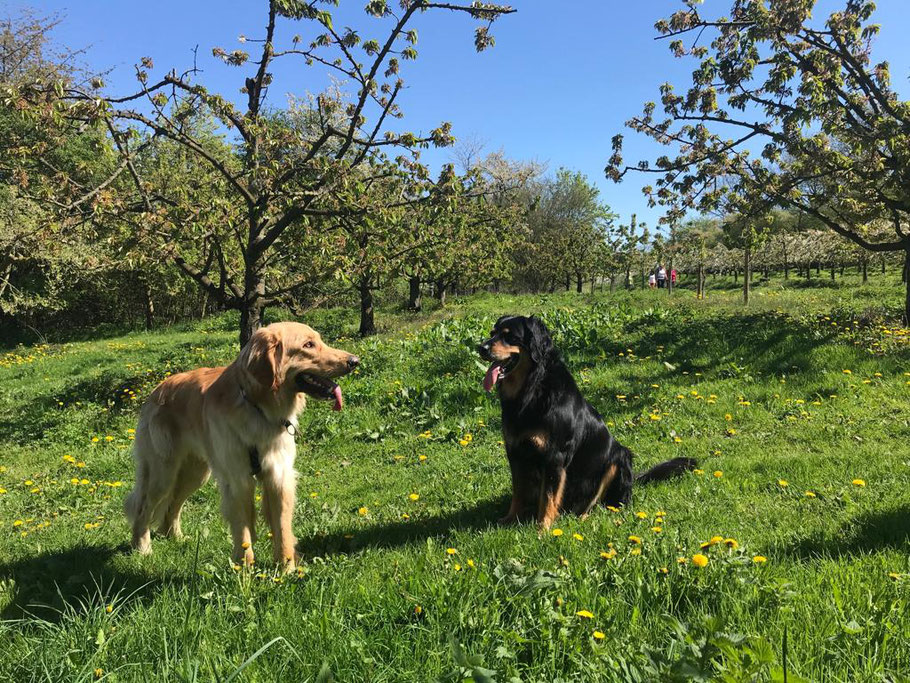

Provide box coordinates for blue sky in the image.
[15,0,910,233]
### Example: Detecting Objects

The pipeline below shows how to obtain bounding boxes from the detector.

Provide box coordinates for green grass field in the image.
[1,274,909,682]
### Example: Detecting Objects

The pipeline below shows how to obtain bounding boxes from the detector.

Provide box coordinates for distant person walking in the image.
[656,265,667,289]
[671,268,677,286]
[648,272,656,289]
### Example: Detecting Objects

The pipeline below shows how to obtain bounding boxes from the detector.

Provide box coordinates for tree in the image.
[8,0,515,344]
[608,0,910,323]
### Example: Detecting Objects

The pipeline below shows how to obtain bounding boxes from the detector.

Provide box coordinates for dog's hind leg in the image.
[158,456,210,540]
[601,454,634,509]
[125,428,179,554]
[578,464,618,518]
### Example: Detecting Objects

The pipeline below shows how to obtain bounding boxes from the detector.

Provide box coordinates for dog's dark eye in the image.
[303,341,315,349]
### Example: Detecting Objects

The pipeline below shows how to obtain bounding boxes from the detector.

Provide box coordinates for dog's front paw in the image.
[497,513,518,526]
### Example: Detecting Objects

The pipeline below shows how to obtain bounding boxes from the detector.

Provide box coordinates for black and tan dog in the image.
[478,315,695,530]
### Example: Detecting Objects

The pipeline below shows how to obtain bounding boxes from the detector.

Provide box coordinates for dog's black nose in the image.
[477,344,491,360]
[347,355,360,368]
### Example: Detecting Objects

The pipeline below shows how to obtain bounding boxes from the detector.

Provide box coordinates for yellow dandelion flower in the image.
[414,605,423,615]
[778,480,788,487]
[13,520,23,527]
[804,490,816,498]
[408,493,420,501]
[551,528,563,537]
[724,538,739,549]
[842,369,852,374]
[658,567,669,575]
[635,511,648,519]
[573,533,584,541]
[677,557,688,564]
[652,526,662,533]
[709,535,724,545]
[629,547,641,556]
[467,559,475,568]
[724,413,732,421]
[600,549,616,560]
[593,630,605,640]
[606,505,620,513]
[713,470,723,478]
[418,454,427,462]
[358,506,368,516]
[576,610,594,619]
[628,535,642,544]
[692,554,709,568]
[649,413,662,421]
[752,555,767,564]
[453,563,462,571]
[106,605,113,613]
[446,547,458,555]
[693,468,704,475]
[673,436,683,443]
[852,479,866,487]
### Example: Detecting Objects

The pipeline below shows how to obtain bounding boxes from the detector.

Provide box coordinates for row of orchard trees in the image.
[672,216,903,300]
[608,0,910,324]
[1,5,627,341]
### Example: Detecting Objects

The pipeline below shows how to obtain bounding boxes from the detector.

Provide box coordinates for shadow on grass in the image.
[781,507,910,559]
[0,543,166,623]
[0,370,153,444]
[297,495,510,558]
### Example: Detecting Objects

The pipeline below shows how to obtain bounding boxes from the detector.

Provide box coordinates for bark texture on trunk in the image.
[408,276,421,312]
[359,277,375,337]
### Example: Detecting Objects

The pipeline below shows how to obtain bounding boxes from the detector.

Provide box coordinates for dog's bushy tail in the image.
[635,457,698,485]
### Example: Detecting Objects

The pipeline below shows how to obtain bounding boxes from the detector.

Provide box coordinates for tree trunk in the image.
[903,248,910,326]
[590,278,596,294]
[239,299,263,347]
[576,274,583,293]
[625,267,632,290]
[830,265,835,280]
[408,276,421,312]
[610,273,616,293]
[743,246,751,305]
[359,276,376,337]
[142,279,154,331]
[436,280,448,307]
[862,259,868,284]
[734,268,738,284]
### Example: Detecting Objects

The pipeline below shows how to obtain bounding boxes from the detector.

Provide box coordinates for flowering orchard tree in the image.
[607,0,910,323]
[6,0,514,344]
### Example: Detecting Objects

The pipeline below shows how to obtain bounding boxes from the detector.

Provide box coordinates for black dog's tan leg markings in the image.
[580,464,618,518]
[538,467,566,530]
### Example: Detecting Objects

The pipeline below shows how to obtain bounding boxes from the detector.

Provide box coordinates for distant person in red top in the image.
[671,268,677,285]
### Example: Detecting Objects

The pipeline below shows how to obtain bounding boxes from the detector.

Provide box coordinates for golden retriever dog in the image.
[124,322,359,568]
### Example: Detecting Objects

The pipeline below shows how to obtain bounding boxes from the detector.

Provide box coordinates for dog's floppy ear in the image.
[526,316,554,364]
[242,327,284,392]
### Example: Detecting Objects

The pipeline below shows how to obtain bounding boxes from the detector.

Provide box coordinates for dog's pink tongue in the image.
[483,363,501,393]
[332,385,343,411]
